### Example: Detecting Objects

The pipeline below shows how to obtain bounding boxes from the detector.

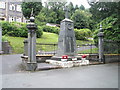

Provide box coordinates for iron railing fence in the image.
[36,43,98,55]
[36,43,58,55]
[77,44,98,54]
[104,40,120,54]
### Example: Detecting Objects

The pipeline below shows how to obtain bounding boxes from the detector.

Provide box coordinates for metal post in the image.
[26,16,37,71]
[98,24,104,63]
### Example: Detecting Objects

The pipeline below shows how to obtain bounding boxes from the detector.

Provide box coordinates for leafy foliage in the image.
[74,28,92,40]
[35,2,92,30]
[79,5,85,10]
[68,2,75,17]
[89,2,119,23]
[1,21,43,38]
[21,2,42,19]
[71,9,92,29]
[2,36,8,42]
[42,25,60,34]
[93,14,120,44]
[37,2,66,24]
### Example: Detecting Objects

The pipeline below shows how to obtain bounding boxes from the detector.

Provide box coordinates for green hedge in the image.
[1,21,43,38]
[41,26,92,40]
[1,21,92,40]
[74,28,92,40]
[2,36,8,42]
[42,25,60,34]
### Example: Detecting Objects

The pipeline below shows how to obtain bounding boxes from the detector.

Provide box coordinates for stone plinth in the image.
[57,18,77,57]
[46,59,89,68]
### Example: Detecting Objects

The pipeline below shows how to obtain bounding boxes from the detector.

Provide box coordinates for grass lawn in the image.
[37,32,58,44]
[4,32,94,54]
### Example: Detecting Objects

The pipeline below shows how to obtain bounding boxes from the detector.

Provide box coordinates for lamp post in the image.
[26,15,37,71]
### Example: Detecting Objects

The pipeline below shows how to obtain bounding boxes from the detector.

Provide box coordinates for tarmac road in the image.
[0,54,119,88]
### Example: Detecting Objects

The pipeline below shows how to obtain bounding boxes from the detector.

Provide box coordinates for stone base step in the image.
[46,60,89,68]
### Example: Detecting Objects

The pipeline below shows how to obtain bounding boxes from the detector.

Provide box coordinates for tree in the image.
[89,2,119,23]
[21,2,42,19]
[93,14,120,45]
[80,5,85,10]
[71,9,92,29]
[68,2,75,17]
[36,1,67,24]
[74,5,79,11]
[47,2,67,24]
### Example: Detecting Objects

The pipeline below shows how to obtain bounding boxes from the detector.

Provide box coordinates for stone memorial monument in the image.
[57,6,77,57]
[46,6,90,67]
[51,6,79,61]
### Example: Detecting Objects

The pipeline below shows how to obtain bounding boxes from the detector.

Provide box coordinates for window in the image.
[9,16,15,22]
[9,4,15,11]
[0,2,5,9]
[16,5,21,12]
[16,17,21,22]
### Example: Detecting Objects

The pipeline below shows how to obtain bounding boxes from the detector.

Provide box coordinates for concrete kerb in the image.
[20,62,104,72]
[21,56,104,71]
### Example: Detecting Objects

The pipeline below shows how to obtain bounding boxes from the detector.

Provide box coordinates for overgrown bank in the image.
[1,21,92,40]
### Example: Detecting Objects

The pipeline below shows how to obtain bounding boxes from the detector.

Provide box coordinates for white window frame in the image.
[16,17,22,22]
[9,16,15,22]
[9,4,15,11]
[16,5,21,12]
[0,2,5,9]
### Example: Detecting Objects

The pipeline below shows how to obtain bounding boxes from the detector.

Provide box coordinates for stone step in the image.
[46,60,90,68]
[36,63,61,71]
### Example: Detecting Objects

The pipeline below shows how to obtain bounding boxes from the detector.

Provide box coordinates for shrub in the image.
[1,21,43,38]
[1,21,13,35]
[2,36,8,42]
[93,14,119,45]
[74,28,92,40]
[37,26,43,38]
[41,25,60,34]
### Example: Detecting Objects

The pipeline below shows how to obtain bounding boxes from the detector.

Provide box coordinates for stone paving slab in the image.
[1,54,119,88]
[1,54,105,74]
[37,63,62,71]
[2,63,118,88]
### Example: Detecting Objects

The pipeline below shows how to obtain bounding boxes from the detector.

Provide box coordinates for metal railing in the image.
[36,43,98,55]
[36,43,58,55]
[77,44,98,54]
[104,40,120,54]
